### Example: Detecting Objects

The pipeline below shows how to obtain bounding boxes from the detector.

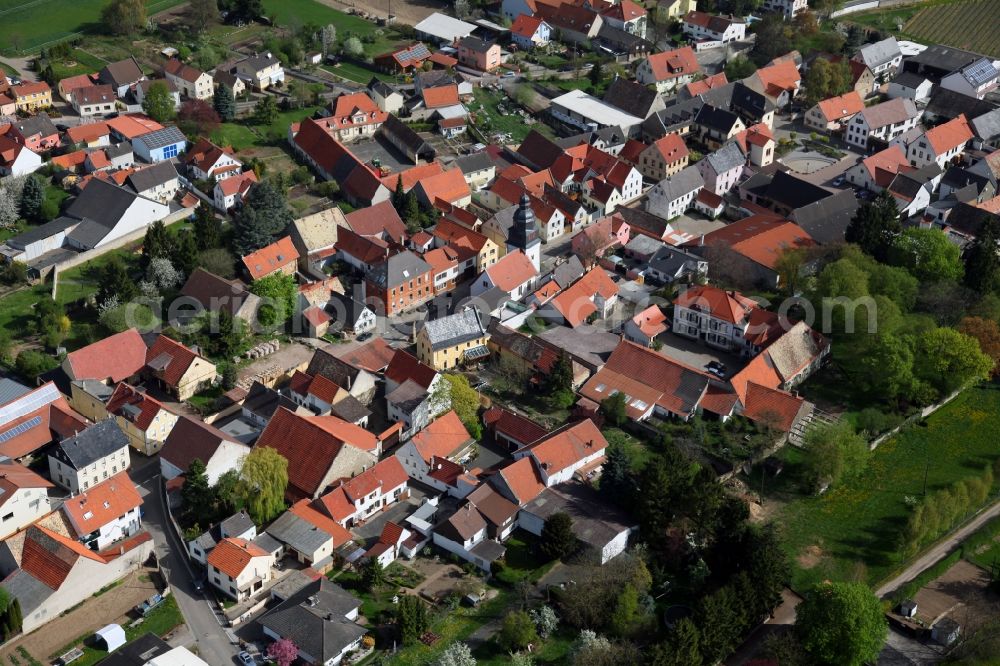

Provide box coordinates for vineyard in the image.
[903,0,1000,57]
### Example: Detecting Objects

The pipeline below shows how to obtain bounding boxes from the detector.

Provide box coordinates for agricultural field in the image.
[903,0,1000,57]
[767,386,1000,591]
[0,0,185,55]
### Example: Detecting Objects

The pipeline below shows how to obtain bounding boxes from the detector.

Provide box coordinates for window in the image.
[162,143,179,159]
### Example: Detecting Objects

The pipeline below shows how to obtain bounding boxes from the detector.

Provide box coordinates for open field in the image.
[322,61,397,84]
[211,106,320,151]
[903,0,1000,57]
[845,0,960,34]
[773,385,1000,591]
[0,0,186,55]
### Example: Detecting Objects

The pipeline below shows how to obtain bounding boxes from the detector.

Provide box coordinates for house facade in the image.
[48,420,131,494]
[206,537,274,601]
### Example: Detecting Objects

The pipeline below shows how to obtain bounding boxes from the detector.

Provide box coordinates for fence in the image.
[867,388,964,450]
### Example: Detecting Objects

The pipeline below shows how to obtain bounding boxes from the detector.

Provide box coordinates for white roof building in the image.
[550,89,643,131]
[415,13,477,43]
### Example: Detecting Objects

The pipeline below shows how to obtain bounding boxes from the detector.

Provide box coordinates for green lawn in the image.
[46,596,184,666]
[471,88,554,143]
[495,532,556,586]
[212,106,320,151]
[474,631,574,666]
[776,385,1000,591]
[322,61,397,84]
[0,0,186,55]
[46,48,107,82]
[262,0,376,37]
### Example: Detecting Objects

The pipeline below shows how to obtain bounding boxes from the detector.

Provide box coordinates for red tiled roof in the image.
[12,81,50,98]
[860,145,912,187]
[416,168,470,206]
[684,71,727,96]
[632,305,667,337]
[242,236,299,280]
[65,121,110,144]
[51,149,89,170]
[428,52,458,67]
[495,456,546,505]
[65,328,148,382]
[335,338,395,373]
[742,381,805,431]
[288,498,352,548]
[207,537,268,579]
[426,456,464,485]
[549,268,618,327]
[146,334,204,388]
[409,410,473,462]
[379,521,405,545]
[106,114,164,140]
[217,171,257,198]
[816,90,864,123]
[185,137,237,174]
[485,250,537,292]
[164,59,207,84]
[424,246,460,276]
[754,60,800,94]
[326,92,388,131]
[518,418,606,476]
[423,84,460,109]
[61,473,142,537]
[483,407,547,447]
[511,14,545,38]
[674,284,758,325]
[59,74,97,95]
[382,162,445,191]
[695,215,814,270]
[433,218,490,254]
[345,199,408,242]
[0,460,52,510]
[729,351,783,403]
[105,382,167,431]
[649,133,689,163]
[385,350,438,391]
[21,525,104,589]
[645,46,700,82]
[341,456,407,501]
[255,408,376,498]
[924,113,973,155]
[601,0,646,20]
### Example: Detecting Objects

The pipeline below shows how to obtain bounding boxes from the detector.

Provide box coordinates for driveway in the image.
[467,436,510,473]
[350,136,418,174]
[656,331,746,377]
[133,463,239,665]
[351,489,430,544]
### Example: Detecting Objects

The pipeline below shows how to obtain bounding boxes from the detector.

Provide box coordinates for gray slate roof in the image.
[648,244,702,277]
[702,142,745,175]
[454,152,494,175]
[856,37,901,70]
[126,161,178,194]
[257,579,364,663]
[971,108,1000,141]
[0,379,30,406]
[603,78,662,119]
[266,510,334,555]
[654,164,704,200]
[5,216,79,250]
[367,250,432,289]
[420,307,486,350]
[12,115,57,139]
[135,126,186,150]
[1,569,52,615]
[54,419,129,470]
[99,56,144,89]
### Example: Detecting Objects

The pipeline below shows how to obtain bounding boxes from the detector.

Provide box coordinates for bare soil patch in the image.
[911,559,999,629]
[797,544,824,569]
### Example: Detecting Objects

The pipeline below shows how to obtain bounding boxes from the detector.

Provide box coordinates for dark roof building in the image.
[51,419,129,470]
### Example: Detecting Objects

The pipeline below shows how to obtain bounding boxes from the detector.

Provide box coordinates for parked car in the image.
[831,175,845,187]
[236,652,254,666]
[705,361,727,379]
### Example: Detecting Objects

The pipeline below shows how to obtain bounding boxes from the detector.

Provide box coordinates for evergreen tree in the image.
[142,220,173,269]
[142,81,176,123]
[651,618,701,666]
[546,351,573,395]
[600,442,633,505]
[362,557,386,591]
[600,393,628,427]
[539,512,576,561]
[393,175,405,209]
[845,191,901,261]
[964,216,1000,293]
[182,459,213,515]
[232,180,293,256]
[172,230,199,276]
[253,95,278,126]
[97,258,138,304]
[19,175,45,223]
[213,84,236,121]
[397,595,429,645]
[403,189,419,223]
[193,204,224,249]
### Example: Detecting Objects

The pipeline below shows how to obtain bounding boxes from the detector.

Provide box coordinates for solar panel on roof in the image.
[0,416,43,444]
[0,384,59,425]
[963,59,997,88]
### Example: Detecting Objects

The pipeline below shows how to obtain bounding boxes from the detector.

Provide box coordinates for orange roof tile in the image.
[424,246,460,276]
[409,410,473,462]
[495,456,546,505]
[417,168,471,206]
[385,350,438,391]
[207,537,268,579]
[422,84,460,109]
[742,381,805,431]
[511,14,545,38]
[65,121,110,144]
[729,352,783,403]
[105,382,167,430]
[924,113,973,155]
[65,328,148,382]
[674,285,757,325]
[632,305,667,337]
[816,90,864,123]
[484,250,538,292]
[242,236,299,280]
[755,60,800,93]
[61,473,142,537]
[519,418,607,476]
[341,456,407,501]
[684,71,727,97]
[649,133,689,163]
[549,268,618,327]
[288,498,352,548]
[645,46,700,82]
[145,334,204,388]
[382,162,445,191]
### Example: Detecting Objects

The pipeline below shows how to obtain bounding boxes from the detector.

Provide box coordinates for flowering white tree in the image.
[436,642,476,666]
[530,606,559,638]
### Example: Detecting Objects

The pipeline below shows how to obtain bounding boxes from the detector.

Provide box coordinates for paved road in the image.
[876,497,1000,598]
[133,461,239,665]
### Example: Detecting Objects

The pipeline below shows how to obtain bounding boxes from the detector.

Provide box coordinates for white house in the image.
[71,85,116,119]
[471,250,539,301]
[160,416,251,486]
[549,89,642,133]
[235,53,285,90]
[188,511,257,565]
[164,60,214,100]
[185,138,242,181]
[510,15,552,50]
[60,473,142,551]
[265,499,351,571]
[888,72,934,103]
[624,305,668,347]
[844,97,919,150]
[511,419,608,486]
[125,161,180,205]
[852,37,902,80]
[48,420,131,494]
[0,459,53,541]
[681,11,746,47]
[214,171,257,211]
[646,165,704,220]
[0,140,42,177]
[636,47,701,94]
[696,142,746,195]
[940,59,999,100]
[672,284,765,353]
[760,0,807,18]
[904,114,973,168]
[315,456,409,528]
[432,505,503,572]
[206,537,274,601]
[395,410,475,490]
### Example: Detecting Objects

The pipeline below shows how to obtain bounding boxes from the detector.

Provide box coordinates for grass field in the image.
[472,88,554,142]
[211,106,320,151]
[772,385,1000,591]
[903,0,1000,57]
[0,0,186,55]
[322,61,397,84]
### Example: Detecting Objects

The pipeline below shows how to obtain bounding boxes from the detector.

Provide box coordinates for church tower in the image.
[507,194,541,272]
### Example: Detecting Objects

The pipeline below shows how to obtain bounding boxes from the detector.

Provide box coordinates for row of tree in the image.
[901,463,996,556]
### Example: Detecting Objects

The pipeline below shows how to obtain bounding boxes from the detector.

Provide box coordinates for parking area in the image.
[348,136,418,175]
[655,331,747,378]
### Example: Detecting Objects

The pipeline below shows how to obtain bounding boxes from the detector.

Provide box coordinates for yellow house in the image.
[146,334,218,401]
[107,383,179,455]
[417,308,490,371]
[658,0,698,19]
[12,81,52,112]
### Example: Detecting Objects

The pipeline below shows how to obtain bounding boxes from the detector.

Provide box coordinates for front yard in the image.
[774,385,1000,591]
